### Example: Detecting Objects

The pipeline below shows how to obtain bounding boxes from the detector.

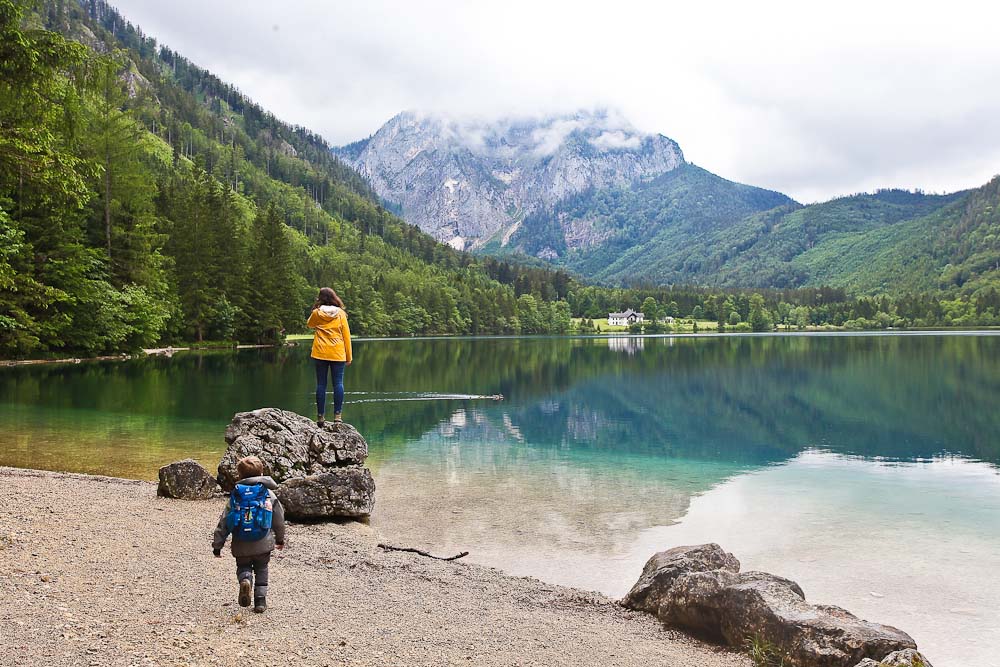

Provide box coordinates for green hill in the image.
[513,162,1000,296]
[635,181,1000,295]
[517,163,795,282]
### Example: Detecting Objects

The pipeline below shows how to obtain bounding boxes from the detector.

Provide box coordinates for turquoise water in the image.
[1,333,998,666]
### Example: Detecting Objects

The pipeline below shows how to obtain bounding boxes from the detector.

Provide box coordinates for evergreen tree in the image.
[247,203,300,342]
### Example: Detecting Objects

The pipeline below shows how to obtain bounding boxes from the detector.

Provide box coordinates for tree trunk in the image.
[104,150,112,259]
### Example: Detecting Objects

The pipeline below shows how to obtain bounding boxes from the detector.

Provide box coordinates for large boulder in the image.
[217,408,368,491]
[854,649,933,667]
[622,543,740,614]
[627,544,919,667]
[276,468,376,520]
[157,459,217,500]
[659,570,806,642]
[717,577,915,667]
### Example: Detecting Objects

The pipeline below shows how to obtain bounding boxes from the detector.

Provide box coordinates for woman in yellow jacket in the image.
[307,287,352,425]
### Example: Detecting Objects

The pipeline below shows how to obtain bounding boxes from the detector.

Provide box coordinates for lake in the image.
[2,333,998,666]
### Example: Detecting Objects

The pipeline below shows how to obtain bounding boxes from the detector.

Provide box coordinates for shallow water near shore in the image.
[2,333,999,666]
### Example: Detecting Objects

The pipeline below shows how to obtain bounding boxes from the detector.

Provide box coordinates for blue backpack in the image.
[226,483,273,542]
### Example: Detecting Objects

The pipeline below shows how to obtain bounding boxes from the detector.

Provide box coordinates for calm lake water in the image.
[2,333,998,666]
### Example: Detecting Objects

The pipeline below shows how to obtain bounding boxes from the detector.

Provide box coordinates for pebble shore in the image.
[0,466,749,667]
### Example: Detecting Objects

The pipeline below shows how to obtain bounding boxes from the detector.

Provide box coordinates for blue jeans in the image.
[315,359,346,416]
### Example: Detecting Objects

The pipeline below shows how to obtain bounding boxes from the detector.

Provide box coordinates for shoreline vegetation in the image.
[2,327,998,366]
[0,466,749,667]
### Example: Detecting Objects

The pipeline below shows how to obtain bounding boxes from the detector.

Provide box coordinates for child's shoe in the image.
[239,579,252,607]
[317,414,325,427]
[333,413,343,423]
[253,596,267,613]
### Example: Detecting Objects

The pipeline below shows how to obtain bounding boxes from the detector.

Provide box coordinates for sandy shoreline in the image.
[0,466,748,667]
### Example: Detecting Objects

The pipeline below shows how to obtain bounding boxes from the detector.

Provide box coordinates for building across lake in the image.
[608,309,644,326]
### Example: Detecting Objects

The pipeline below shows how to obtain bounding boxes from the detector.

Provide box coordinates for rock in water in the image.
[622,543,740,614]
[717,577,915,666]
[217,408,368,491]
[276,468,376,520]
[626,543,918,667]
[157,459,217,500]
[854,649,934,667]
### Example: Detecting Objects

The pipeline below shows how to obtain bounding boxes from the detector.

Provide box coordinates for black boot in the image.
[253,596,267,613]
[239,579,252,607]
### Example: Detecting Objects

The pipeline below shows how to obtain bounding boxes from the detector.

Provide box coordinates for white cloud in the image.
[110,0,1000,202]
[530,118,585,157]
[590,130,641,151]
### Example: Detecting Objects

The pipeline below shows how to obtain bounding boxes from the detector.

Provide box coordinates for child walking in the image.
[307,287,352,425]
[212,456,285,613]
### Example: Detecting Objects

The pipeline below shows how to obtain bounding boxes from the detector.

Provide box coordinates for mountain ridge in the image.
[339,110,1000,295]
[334,109,686,251]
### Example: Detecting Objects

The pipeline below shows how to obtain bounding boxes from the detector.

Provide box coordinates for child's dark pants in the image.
[236,553,270,599]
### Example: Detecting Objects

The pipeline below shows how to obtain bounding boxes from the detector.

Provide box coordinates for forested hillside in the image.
[523,168,1000,294]
[0,0,579,357]
[2,0,997,361]
[513,163,794,281]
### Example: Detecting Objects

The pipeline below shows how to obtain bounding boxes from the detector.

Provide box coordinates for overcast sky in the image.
[114,0,1000,203]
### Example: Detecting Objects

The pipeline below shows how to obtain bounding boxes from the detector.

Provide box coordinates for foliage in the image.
[744,634,790,667]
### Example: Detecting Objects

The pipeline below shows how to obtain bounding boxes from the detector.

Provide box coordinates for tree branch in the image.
[377,543,469,561]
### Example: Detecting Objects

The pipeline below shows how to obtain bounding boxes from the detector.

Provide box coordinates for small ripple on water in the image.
[322,391,504,402]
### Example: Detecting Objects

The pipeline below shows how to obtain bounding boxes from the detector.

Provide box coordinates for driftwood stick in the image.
[378,543,469,561]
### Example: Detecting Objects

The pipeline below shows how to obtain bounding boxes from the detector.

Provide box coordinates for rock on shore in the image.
[624,544,919,667]
[218,408,368,489]
[277,468,376,520]
[156,458,217,500]
[217,408,375,519]
[854,648,933,667]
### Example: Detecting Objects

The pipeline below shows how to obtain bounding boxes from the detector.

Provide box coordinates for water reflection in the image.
[633,451,1000,667]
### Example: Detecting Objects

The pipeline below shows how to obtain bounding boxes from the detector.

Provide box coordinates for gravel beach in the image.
[0,467,749,667]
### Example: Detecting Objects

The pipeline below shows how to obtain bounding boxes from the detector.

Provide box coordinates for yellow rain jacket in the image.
[307,305,352,362]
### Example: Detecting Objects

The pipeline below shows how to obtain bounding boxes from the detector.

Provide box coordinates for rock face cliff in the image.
[336,109,684,252]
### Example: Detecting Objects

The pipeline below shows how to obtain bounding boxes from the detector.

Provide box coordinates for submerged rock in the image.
[854,649,933,667]
[276,468,375,520]
[626,543,919,667]
[217,408,368,491]
[622,543,740,614]
[157,459,217,500]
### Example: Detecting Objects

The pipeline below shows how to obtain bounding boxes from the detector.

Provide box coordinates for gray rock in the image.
[622,543,740,614]
[657,568,741,640]
[276,468,376,520]
[336,110,683,253]
[658,570,806,641]
[626,545,919,667]
[717,576,916,667]
[157,459,217,500]
[217,408,368,490]
[854,649,933,667]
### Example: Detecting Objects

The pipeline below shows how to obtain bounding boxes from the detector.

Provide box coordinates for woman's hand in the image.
[346,360,352,366]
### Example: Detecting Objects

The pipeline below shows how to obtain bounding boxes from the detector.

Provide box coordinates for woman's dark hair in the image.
[313,287,346,312]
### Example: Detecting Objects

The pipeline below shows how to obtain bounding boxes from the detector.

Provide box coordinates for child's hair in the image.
[236,455,264,480]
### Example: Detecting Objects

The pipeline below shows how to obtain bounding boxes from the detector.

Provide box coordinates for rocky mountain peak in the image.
[335,109,684,251]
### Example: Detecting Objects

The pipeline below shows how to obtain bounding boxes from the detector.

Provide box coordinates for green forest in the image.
[512,162,1000,297]
[1,0,998,360]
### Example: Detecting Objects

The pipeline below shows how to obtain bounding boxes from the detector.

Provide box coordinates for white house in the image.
[608,309,644,326]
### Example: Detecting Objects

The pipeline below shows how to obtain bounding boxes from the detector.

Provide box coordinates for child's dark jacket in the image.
[212,475,286,558]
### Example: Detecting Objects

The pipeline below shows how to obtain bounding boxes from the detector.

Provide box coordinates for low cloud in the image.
[530,119,585,157]
[111,0,1000,202]
[590,130,641,151]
